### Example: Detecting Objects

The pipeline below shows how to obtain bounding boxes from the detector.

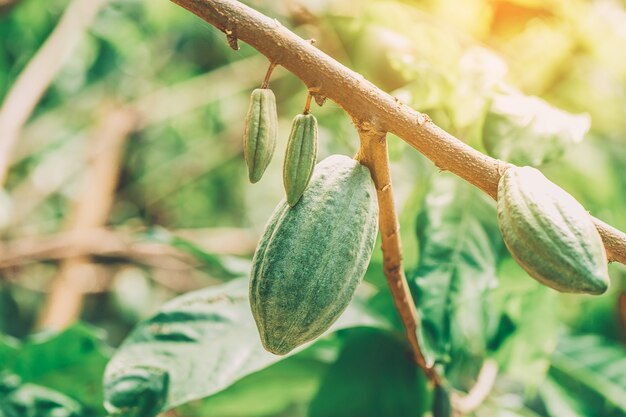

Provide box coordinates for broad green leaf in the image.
[0,373,83,417]
[413,173,502,389]
[308,328,428,417]
[103,278,387,417]
[0,335,19,369]
[10,324,111,410]
[540,377,590,417]
[482,91,591,166]
[549,334,626,415]
[0,286,20,338]
[491,258,560,391]
[432,384,452,417]
[179,356,328,417]
[475,375,547,417]
[451,46,508,131]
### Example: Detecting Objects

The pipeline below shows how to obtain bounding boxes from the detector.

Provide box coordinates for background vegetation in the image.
[0,0,625,416]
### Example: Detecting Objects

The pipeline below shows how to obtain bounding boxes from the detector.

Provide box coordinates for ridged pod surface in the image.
[250,155,379,355]
[283,113,318,207]
[497,166,609,294]
[244,88,277,183]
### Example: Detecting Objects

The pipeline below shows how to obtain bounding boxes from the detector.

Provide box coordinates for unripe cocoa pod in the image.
[244,88,278,183]
[497,166,609,294]
[250,155,379,355]
[283,113,318,207]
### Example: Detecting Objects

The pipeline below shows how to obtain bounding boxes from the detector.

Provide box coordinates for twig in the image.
[451,359,499,414]
[168,0,626,266]
[36,108,136,330]
[0,0,23,14]
[303,93,313,115]
[0,229,194,270]
[0,0,106,186]
[355,124,439,385]
[0,227,257,269]
[260,62,277,89]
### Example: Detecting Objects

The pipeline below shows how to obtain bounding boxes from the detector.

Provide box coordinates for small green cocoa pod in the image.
[250,154,379,355]
[283,113,318,207]
[497,166,609,294]
[244,88,278,183]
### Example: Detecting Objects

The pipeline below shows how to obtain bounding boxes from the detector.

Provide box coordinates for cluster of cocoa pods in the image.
[242,64,611,357]
[242,67,379,355]
[243,84,318,207]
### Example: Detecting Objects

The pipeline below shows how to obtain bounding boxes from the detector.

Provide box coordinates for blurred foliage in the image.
[1,0,626,416]
[413,174,502,390]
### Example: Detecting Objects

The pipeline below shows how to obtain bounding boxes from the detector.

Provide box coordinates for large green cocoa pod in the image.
[497,166,609,294]
[283,113,318,207]
[244,88,278,183]
[250,154,379,355]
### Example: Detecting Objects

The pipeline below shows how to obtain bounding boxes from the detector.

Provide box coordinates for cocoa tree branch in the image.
[356,124,439,385]
[168,0,626,266]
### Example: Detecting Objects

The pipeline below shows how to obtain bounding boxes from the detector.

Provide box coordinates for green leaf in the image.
[308,328,428,417]
[0,373,83,417]
[413,173,502,389]
[0,335,19,370]
[549,334,626,416]
[10,324,112,411]
[432,384,452,417]
[179,356,328,417]
[0,285,20,338]
[482,90,591,166]
[103,278,387,417]
[451,46,508,132]
[492,258,560,391]
[540,377,591,417]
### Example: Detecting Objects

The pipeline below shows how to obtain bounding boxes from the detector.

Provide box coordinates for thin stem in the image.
[303,93,312,115]
[168,0,626,266]
[451,359,499,414]
[260,62,277,89]
[355,124,439,385]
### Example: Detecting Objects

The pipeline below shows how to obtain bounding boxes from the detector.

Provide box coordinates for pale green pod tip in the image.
[497,166,609,295]
[244,88,278,183]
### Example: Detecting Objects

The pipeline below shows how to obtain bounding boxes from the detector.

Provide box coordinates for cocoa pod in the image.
[497,166,609,294]
[244,88,278,183]
[250,155,379,355]
[283,113,318,207]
